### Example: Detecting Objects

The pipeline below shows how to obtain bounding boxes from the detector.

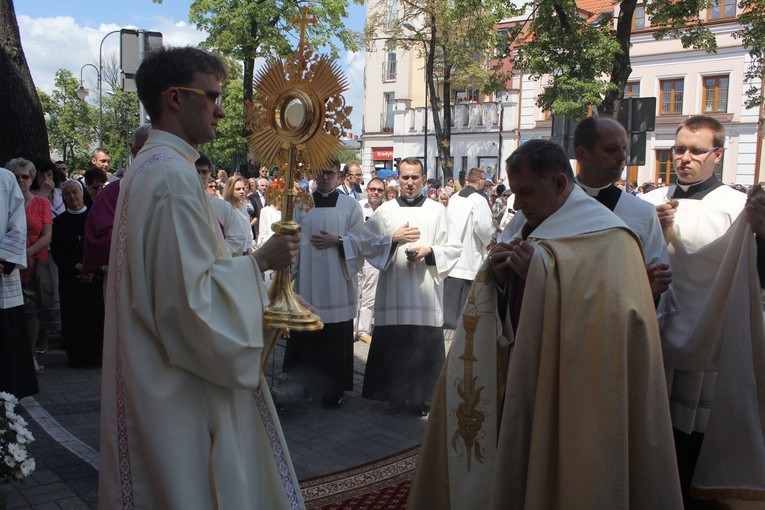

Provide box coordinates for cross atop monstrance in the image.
[292,6,317,56]
[245,7,352,334]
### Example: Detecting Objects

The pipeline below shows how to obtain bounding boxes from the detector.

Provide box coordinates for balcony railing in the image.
[380,112,394,133]
[382,60,397,82]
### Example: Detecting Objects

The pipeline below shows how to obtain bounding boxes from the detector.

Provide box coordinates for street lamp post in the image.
[76,63,101,146]
[75,30,121,149]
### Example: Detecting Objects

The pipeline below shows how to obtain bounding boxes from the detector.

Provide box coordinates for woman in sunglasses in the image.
[7,157,52,375]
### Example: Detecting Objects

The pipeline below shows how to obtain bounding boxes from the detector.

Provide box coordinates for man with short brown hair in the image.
[338,161,363,199]
[90,148,112,182]
[409,139,681,510]
[98,46,303,509]
[361,157,460,415]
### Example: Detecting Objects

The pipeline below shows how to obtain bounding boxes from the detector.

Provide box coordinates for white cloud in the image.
[18,14,205,94]
[18,13,364,135]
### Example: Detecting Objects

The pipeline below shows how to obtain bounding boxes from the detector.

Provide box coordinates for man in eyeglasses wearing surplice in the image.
[641,115,765,508]
[98,46,303,509]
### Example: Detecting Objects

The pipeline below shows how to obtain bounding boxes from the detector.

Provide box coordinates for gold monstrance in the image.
[245,7,352,334]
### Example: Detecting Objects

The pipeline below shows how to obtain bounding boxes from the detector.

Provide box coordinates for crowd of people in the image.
[2,43,764,510]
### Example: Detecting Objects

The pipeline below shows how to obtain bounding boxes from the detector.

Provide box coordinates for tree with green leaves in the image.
[37,69,96,171]
[508,0,765,120]
[734,0,765,110]
[154,0,361,104]
[100,88,141,169]
[198,60,248,174]
[365,0,519,179]
[96,53,141,168]
[153,0,363,171]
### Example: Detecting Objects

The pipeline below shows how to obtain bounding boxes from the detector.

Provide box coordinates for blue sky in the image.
[13,0,367,136]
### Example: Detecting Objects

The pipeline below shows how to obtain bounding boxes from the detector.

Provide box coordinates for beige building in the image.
[362,0,763,185]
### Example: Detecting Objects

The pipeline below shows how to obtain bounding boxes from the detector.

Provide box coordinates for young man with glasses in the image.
[641,115,765,508]
[354,177,386,344]
[283,159,365,408]
[337,161,364,199]
[98,46,303,509]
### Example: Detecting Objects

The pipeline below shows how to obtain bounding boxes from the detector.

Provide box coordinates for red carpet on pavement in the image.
[300,445,420,509]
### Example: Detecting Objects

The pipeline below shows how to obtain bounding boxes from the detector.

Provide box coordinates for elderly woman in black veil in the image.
[51,180,104,367]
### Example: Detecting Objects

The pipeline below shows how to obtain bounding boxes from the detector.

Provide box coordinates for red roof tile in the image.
[577,0,616,15]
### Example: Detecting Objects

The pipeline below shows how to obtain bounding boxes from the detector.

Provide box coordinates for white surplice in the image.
[641,184,746,434]
[576,179,668,266]
[0,168,27,308]
[255,205,281,249]
[447,189,494,280]
[363,197,461,327]
[293,192,364,323]
[208,194,248,256]
[98,130,304,510]
[642,185,765,501]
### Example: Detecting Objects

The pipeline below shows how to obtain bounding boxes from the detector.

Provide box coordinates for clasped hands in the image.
[489,240,534,282]
[393,222,431,262]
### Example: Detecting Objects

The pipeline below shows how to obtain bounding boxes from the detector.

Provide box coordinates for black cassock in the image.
[51,209,104,367]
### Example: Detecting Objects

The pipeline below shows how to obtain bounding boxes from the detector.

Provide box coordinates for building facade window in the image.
[702,75,729,113]
[659,78,684,116]
[655,149,675,185]
[624,81,640,98]
[626,166,639,189]
[382,52,397,82]
[384,0,398,31]
[381,92,395,132]
[707,0,735,20]
[632,5,645,30]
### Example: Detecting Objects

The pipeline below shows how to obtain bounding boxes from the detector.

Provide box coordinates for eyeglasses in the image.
[171,86,224,108]
[15,174,31,181]
[88,184,105,191]
[207,184,216,189]
[671,145,721,157]
[367,187,385,193]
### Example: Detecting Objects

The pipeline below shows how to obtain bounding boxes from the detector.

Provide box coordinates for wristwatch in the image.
[337,236,343,247]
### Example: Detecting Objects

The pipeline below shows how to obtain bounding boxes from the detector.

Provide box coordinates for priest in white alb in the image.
[284,159,365,407]
[361,157,460,415]
[641,115,765,508]
[407,140,682,510]
[443,166,494,330]
[98,47,305,510]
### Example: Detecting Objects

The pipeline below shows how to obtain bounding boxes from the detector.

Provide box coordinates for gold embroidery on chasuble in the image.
[451,268,494,472]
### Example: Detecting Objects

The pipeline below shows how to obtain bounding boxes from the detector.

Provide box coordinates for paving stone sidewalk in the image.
[1,334,453,509]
